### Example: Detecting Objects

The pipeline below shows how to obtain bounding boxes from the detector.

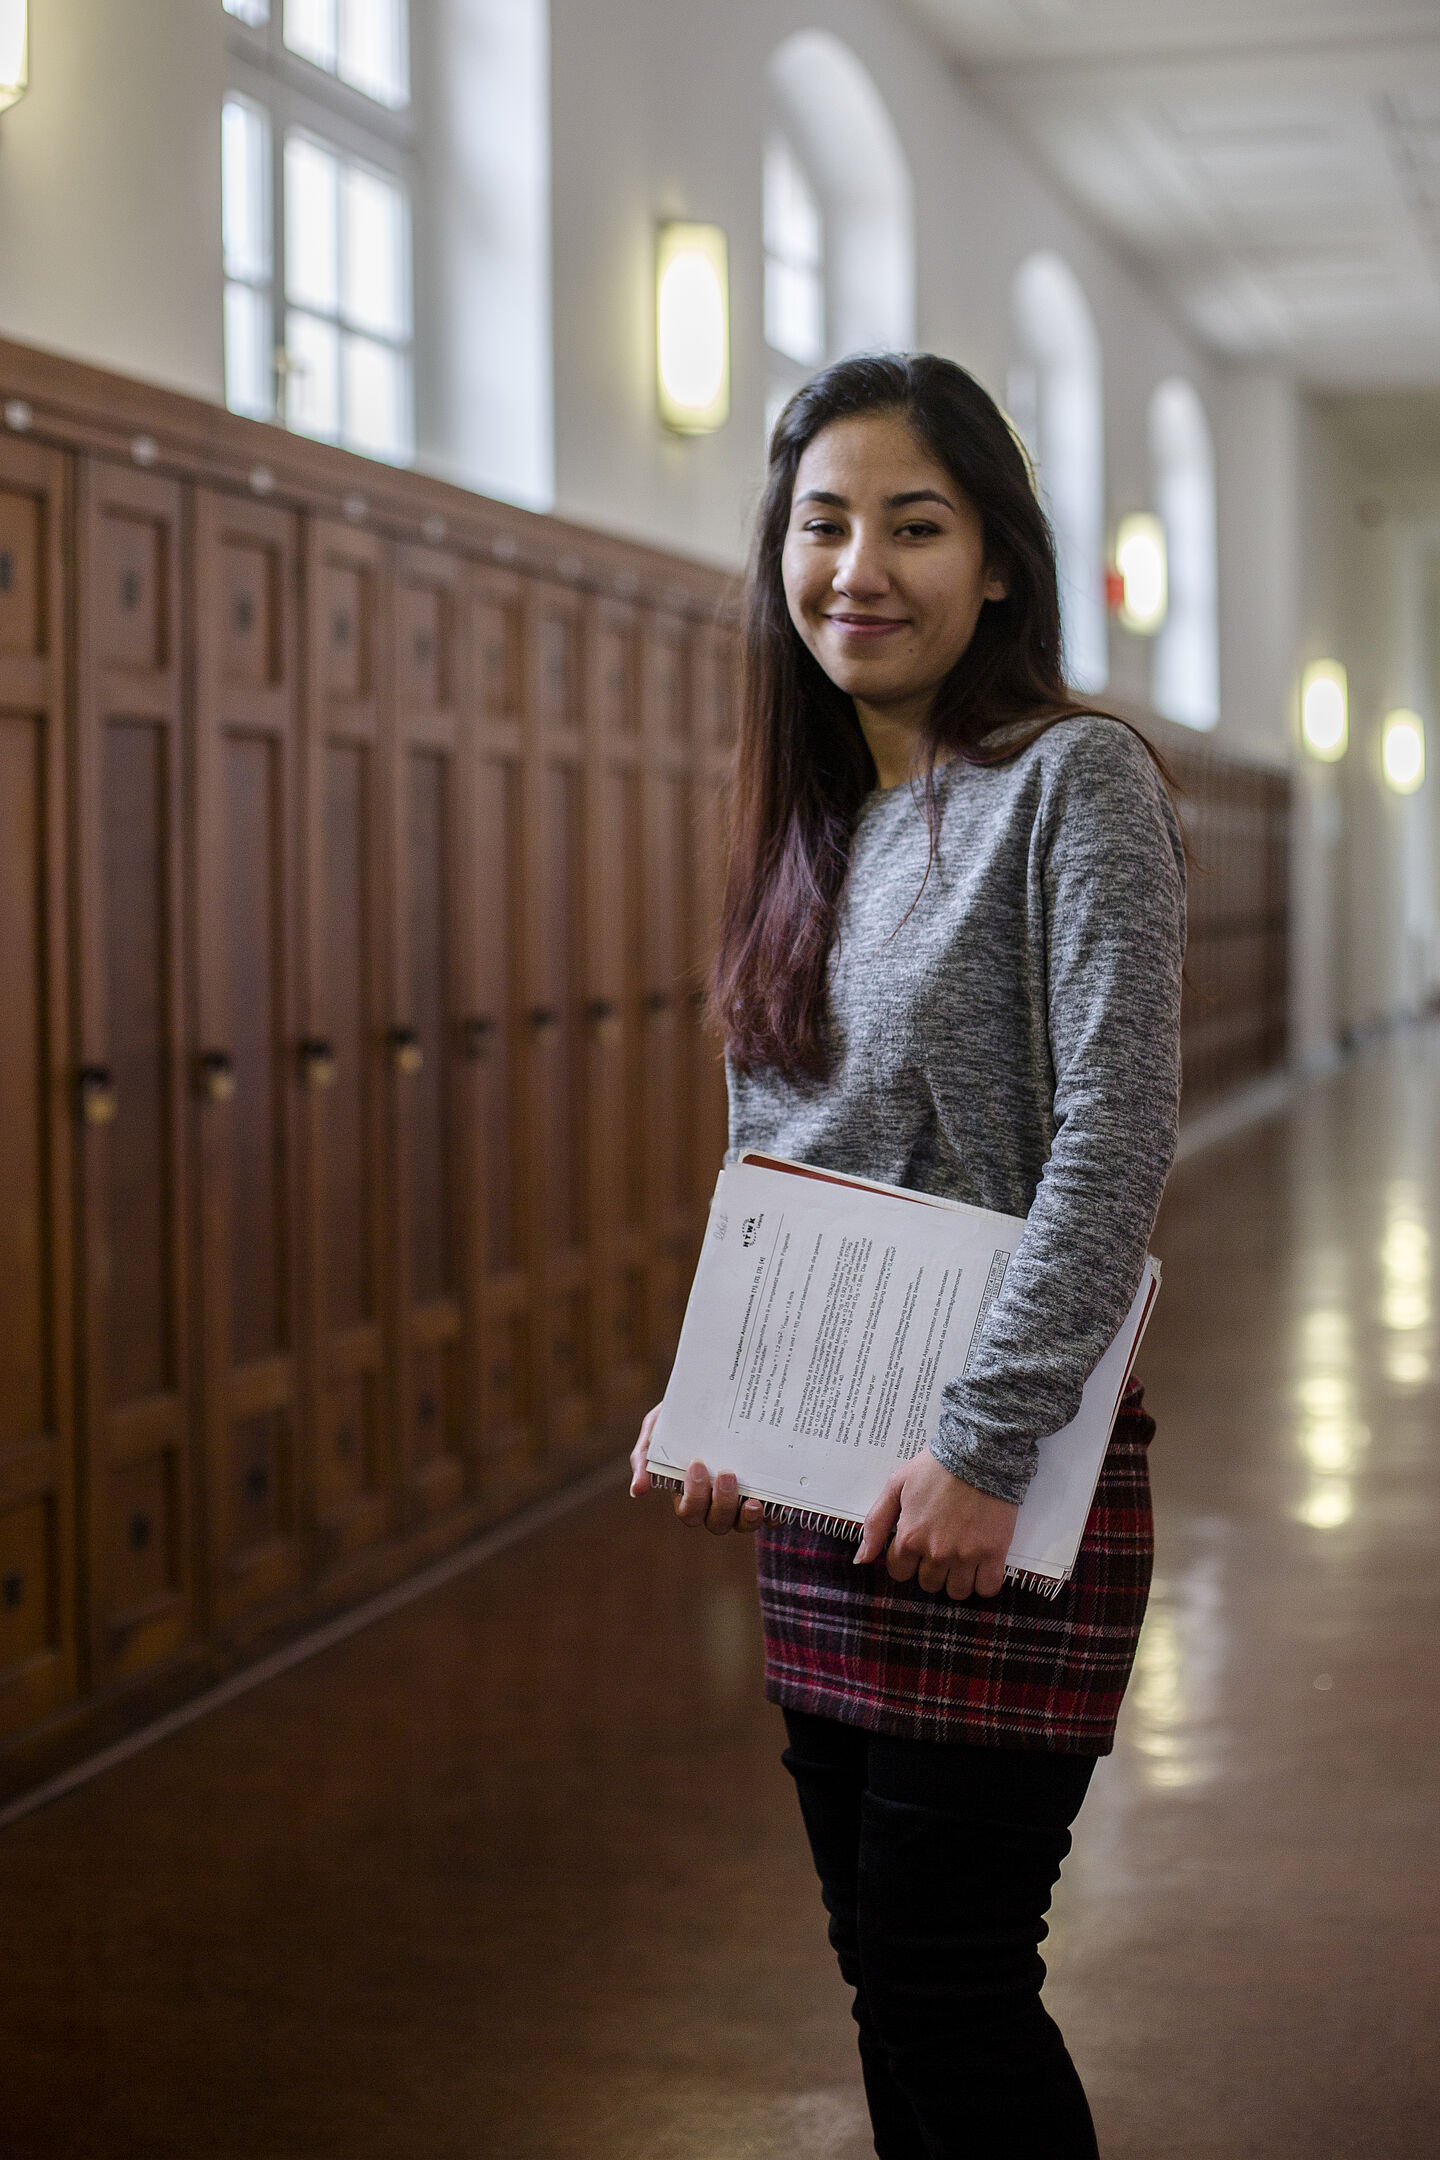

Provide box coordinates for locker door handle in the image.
[529,1007,560,1036]
[77,1066,118,1126]
[586,998,621,1043]
[643,990,671,1018]
[197,1049,236,1103]
[299,1037,338,1089]
[461,1015,497,1061]
[387,1025,424,1075]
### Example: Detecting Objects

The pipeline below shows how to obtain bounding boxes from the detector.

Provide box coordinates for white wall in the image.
[0,0,225,401]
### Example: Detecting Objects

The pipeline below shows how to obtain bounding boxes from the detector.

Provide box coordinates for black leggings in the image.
[781,1708,1100,2160]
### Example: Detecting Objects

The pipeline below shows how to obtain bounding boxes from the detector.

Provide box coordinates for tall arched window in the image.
[764,32,914,434]
[1150,379,1220,729]
[1010,252,1106,693]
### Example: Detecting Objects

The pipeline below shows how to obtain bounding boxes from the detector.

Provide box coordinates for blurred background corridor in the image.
[0,1,1438,2153]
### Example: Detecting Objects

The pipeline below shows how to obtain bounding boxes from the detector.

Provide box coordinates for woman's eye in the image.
[897,521,941,539]
[802,519,843,537]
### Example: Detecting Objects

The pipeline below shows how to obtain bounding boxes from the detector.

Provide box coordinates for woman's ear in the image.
[983,566,1010,604]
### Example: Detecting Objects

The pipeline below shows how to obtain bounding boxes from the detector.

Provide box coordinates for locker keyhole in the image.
[128,1513,152,1551]
[333,609,351,646]
[245,1464,269,1501]
[418,1393,439,1426]
[0,552,13,593]
[120,570,142,612]
[1,1572,23,1609]
[234,594,254,634]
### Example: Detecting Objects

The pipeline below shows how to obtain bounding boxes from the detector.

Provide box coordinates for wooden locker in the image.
[584,597,652,1427]
[389,543,471,1516]
[74,459,195,1682]
[468,567,536,1471]
[0,436,79,1739]
[298,517,394,1562]
[522,581,595,1456]
[191,489,307,1622]
[638,613,695,1382]
[688,621,737,1236]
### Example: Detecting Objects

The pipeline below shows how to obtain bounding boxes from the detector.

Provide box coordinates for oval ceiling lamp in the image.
[1114,512,1167,635]
[656,222,729,435]
[1381,707,1425,795]
[1300,660,1348,762]
[0,0,27,111]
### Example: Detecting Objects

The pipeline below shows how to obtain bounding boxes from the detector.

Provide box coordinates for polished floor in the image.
[3,1026,1439,2159]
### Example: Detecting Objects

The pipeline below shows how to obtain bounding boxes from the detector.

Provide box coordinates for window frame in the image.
[223,2,417,460]
[763,126,828,443]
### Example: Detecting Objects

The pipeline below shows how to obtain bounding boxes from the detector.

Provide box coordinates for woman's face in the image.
[780,411,1007,725]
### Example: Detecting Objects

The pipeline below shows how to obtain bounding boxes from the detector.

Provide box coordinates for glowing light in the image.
[1301,661,1347,761]
[1295,1477,1353,1531]
[1381,707,1425,795]
[1114,513,1168,635]
[1386,1344,1430,1388]
[1380,1204,1430,1331]
[656,223,730,434]
[0,0,27,111]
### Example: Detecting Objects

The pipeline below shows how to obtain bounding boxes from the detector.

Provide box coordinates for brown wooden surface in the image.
[0,435,78,1743]
[0,337,1291,1789]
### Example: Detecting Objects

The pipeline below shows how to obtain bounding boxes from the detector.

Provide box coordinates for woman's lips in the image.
[824,615,908,639]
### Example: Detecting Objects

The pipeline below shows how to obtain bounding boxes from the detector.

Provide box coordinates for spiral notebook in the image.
[646,1152,1160,1595]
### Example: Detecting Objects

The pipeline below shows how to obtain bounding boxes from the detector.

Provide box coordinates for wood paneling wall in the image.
[0,338,1286,1791]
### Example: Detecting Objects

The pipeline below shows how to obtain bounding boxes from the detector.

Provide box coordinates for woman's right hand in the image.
[630,1406,765,1536]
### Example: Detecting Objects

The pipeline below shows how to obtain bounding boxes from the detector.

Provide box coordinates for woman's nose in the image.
[833,537,889,598]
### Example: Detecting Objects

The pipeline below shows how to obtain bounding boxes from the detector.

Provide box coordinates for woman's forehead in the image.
[792,413,950,498]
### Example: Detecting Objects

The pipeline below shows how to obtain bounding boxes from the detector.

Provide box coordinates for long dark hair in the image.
[713,351,1154,1081]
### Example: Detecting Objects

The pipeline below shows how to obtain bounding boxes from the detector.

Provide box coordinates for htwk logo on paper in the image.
[741,1215,760,1248]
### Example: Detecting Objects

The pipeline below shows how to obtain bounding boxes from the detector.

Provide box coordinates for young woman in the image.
[631,353,1185,2159]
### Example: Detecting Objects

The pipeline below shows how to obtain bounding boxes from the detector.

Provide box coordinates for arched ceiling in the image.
[899,0,1440,390]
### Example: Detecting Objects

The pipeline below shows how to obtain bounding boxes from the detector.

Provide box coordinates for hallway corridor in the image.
[1,1027,1437,2160]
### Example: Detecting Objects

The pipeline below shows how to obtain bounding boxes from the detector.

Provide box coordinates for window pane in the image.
[343,334,411,462]
[765,257,824,366]
[222,99,270,284]
[285,309,340,440]
[285,133,339,314]
[225,0,270,24]
[225,282,273,419]
[764,135,822,271]
[284,0,337,72]
[340,0,409,109]
[342,164,409,338]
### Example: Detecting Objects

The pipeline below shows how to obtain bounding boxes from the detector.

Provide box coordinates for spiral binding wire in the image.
[642,1469,1065,1594]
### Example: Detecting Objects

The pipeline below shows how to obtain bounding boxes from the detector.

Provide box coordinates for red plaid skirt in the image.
[755,1382,1154,1754]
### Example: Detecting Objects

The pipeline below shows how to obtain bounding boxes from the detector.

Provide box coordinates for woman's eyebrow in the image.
[793,487,957,512]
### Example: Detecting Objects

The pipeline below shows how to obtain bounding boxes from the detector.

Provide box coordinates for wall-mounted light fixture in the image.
[1300,660,1348,762]
[1113,513,1167,635]
[656,222,729,435]
[0,0,27,111]
[1381,707,1425,795]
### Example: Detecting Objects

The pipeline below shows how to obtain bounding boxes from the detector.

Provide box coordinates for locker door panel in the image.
[0,436,77,1739]
[76,459,193,1682]
[392,545,469,1518]
[193,490,305,1622]
[524,586,593,1455]
[470,567,534,1468]
[300,520,392,1562]
[640,617,695,1378]
[585,600,650,1423]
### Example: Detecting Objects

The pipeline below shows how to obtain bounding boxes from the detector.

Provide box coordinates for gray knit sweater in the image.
[726,716,1186,1506]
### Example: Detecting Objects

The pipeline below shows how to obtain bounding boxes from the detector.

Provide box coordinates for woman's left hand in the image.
[854,1452,1018,1600]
